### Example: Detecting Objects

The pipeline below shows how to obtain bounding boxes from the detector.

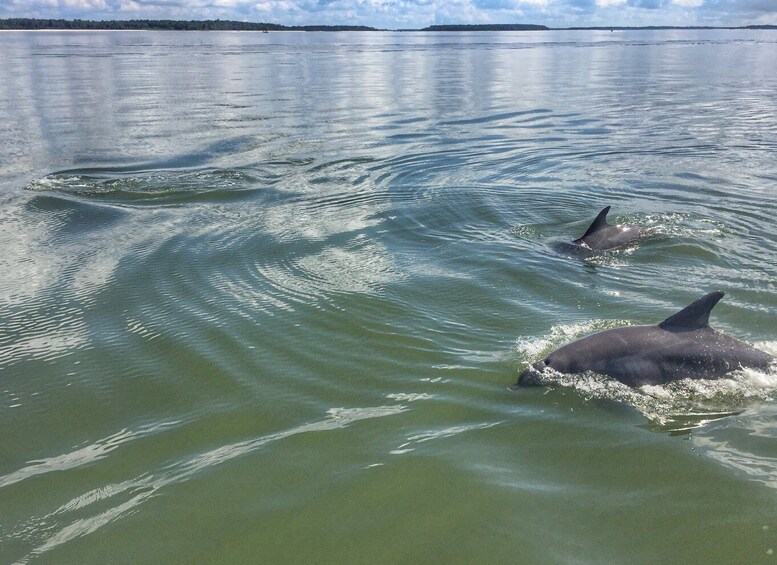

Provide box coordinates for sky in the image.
[1,0,776,29]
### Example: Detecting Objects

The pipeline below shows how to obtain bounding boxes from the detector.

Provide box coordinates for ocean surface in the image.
[1,29,777,563]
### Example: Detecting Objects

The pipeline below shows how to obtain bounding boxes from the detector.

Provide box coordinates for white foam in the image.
[514,319,631,361]
[517,362,777,429]
[386,393,433,402]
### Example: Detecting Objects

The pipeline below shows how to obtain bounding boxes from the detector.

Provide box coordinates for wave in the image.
[25,168,276,206]
[2,405,408,564]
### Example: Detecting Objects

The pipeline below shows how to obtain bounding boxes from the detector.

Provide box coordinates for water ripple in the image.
[25,168,275,206]
[3,29,777,564]
[0,421,180,489]
[5,405,407,564]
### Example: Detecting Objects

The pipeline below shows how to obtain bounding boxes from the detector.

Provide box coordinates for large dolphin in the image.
[572,205,641,250]
[516,291,774,387]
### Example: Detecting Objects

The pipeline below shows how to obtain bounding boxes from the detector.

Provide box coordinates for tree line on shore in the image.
[0,18,774,32]
[0,19,376,31]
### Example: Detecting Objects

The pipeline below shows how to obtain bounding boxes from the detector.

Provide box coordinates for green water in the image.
[1,30,777,563]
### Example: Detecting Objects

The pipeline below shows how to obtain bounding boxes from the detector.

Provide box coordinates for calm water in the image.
[1,29,777,563]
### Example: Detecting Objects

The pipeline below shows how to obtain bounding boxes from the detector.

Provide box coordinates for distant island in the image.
[420,24,548,31]
[0,18,775,32]
[566,25,777,30]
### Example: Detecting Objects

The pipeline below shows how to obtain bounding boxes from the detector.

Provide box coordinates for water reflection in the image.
[694,404,777,490]
[2,29,777,564]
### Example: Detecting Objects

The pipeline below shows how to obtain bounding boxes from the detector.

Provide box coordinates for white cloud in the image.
[63,0,107,7]
[118,1,141,11]
[0,0,774,28]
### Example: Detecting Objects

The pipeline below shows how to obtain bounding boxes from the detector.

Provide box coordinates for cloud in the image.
[473,0,518,10]
[0,0,775,27]
[704,0,777,13]
[560,0,596,11]
[629,0,666,9]
[672,0,702,7]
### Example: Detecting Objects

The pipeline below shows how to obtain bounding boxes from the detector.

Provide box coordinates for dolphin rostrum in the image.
[573,206,641,250]
[516,291,774,387]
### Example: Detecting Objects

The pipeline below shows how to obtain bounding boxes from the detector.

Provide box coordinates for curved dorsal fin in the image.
[659,291,724,331]
[578,206,611,240]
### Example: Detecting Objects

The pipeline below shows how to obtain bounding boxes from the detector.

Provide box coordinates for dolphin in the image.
[572,206,641,250]
[516,291,774,387]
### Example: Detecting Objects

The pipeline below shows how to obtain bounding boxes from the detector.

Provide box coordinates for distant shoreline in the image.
[0,19,375,32]
[0,19,775,32]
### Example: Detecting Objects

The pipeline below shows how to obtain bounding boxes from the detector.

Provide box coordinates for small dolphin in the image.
[573,206,641,250]
[516,291,774,387]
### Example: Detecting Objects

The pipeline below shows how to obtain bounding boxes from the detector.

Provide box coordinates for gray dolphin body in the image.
[573,206,641,250]
[517,291,774,387]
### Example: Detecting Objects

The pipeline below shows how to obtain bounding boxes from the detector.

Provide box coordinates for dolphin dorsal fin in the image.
[578,206,611,239]
[659,291,725,331]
